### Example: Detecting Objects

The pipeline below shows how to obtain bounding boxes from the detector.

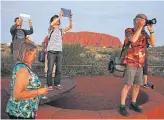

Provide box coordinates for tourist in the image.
[119,14,155,117]
[6,42,49,119]
[46,10,73,90]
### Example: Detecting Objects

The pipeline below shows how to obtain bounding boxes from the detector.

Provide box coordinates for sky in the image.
[1,1,164,46]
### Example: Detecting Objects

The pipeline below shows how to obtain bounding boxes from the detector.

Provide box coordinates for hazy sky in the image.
[1,1,164,46]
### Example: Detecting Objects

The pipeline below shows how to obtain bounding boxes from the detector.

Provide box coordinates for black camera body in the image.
[146,18,157,26]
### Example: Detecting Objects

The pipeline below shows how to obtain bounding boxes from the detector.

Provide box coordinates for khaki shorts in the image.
[123,66,143,86]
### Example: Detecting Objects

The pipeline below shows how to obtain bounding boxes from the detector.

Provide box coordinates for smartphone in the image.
[20,13,31,21]
[61,8,71,17]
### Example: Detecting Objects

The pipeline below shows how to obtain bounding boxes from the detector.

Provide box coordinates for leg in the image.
[143,75,148,84]
[121,66,137,105]
[119,66,136,117]
[13,49,18,64]
[143,64,148,85]
[54,52,62,86]
[130,67,143,113]
[121,84,131,105]
[132,84,140,103]
[47,52,56,87]
[44,54,48,77]
[52,63,56,78]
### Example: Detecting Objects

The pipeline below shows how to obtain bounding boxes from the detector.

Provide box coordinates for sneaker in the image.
[54,84,63,90]
[48,86,54,90]
[129,103,143,113]
[41,96,48,99]
[118,105,129,117]
[143,84,149,88]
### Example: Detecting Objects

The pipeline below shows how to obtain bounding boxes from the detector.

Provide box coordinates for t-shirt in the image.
[10,24,33,50]
[47,28,63,52]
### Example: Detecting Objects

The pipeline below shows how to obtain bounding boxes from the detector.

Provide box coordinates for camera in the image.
[145,18,157,26]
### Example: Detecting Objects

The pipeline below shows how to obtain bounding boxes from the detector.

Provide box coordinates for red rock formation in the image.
[63,32,122,48]
[44,32,122,48]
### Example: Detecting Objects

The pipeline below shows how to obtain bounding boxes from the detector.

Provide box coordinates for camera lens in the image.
[152,18,157,24]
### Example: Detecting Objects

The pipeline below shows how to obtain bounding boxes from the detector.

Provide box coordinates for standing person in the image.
[143,56,154,89]
[6,42,49,119]
[42,35,56,78]
[47,11,73,90]
[10,17,33,63]
[119,14,155,117]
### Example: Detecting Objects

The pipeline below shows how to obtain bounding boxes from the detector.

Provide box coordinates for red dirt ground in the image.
[1,75,164,119]
[47,75,148,110]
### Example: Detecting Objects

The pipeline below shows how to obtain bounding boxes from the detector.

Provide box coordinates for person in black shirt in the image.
[10,17,33,63]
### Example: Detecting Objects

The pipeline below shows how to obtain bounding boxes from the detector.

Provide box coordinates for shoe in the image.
[48,86,54,90]
[129,103,143,113]
[41,96,48,99]
[118,105,129,117]
[54,84,63,90]
[143,84,149,88]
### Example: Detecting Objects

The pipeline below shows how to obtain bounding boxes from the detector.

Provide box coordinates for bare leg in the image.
[121,84,131,105]
[132,84,140,103]
[143,75,148,84]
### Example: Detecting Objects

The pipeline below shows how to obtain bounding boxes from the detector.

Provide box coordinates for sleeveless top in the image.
[6,62,41,118]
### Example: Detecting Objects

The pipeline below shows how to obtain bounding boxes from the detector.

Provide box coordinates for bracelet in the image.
[150,31,154,34]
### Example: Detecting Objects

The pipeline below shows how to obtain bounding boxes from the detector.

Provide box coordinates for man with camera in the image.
[46,10,73,90]
[10,17,33,63]
[119,14,156,117]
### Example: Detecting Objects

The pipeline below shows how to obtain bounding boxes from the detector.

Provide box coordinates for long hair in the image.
[17,42,37,63]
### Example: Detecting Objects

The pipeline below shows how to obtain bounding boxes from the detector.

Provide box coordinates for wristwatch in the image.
[150,31,154,34]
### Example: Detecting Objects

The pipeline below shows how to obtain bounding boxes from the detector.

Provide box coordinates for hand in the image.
[29,19,32,28]
[38,87,48,95]
[59,11,64,18]
[147,24,154,32]
[138,19,146,29]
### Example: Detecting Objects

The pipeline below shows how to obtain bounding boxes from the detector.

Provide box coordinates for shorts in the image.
[123,66,143,86]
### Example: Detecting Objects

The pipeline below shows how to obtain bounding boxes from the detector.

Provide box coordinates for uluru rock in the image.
[44,32,122,48]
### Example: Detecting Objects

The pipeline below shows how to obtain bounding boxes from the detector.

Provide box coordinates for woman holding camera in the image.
[46,11,73,90]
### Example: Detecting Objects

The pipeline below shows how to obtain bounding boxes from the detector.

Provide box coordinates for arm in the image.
[10,24,18,34]
[13,68,48,100]
[23,20,34,35]
[64,13,73,32]
[24,27,33,35]
[128,19,145,43]
[129,27,142,43]
[147,24,155,47]
[49,11,63,30]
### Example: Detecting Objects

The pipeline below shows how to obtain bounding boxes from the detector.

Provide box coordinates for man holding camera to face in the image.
[119,14,156,117]
[10,17,33,63]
